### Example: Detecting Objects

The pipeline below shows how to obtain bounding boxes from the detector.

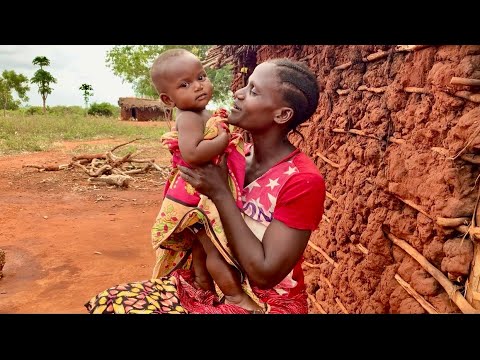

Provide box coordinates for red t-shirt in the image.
[273,150,325,230]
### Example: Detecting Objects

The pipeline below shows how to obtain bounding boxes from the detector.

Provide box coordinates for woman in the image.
[85,58,326,314]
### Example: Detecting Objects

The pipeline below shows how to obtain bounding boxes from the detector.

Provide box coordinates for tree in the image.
[30,56,57,114]
[0,70,30,117]
[105,45,233,107]
[79,83,94,116]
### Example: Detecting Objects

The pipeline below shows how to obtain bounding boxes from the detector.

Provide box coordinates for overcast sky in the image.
[0,45,136,107]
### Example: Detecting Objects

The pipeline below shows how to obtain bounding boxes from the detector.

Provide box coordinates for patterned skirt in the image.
[85,269,307,314]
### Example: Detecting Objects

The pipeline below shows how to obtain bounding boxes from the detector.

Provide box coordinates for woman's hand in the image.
[178,155,230,200]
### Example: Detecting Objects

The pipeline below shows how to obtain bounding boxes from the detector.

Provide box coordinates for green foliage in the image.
[0,70,30,116]
[105,45,232,105]
[30,56,57,114]
[79,83,94,115]
[88,102,119,117]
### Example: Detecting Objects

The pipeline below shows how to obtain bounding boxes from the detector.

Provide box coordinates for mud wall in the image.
[236,45,480,313]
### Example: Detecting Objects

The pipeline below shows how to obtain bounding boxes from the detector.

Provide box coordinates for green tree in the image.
[79,83,94,116]
[105,45,233,107]
[0,70,30,117]
[31,56,57,114]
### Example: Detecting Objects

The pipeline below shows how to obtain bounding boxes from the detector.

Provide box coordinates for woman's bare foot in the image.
[224,293,264,313]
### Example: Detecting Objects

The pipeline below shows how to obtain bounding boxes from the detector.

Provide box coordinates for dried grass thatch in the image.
[118,97,170,112]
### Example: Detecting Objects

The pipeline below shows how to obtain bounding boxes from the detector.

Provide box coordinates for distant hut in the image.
[118,97,172,121]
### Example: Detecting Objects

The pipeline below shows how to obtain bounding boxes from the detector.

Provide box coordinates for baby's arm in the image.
[177,111,229,166]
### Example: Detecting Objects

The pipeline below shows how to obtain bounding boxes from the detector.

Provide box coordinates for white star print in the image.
[268,193,277,212]
[284,166,297,175]
[246,180,261,192]
[267,178,279,190]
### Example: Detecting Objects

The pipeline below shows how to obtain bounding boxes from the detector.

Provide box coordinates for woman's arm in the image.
[177,112,229,166]
[178,159,320,289]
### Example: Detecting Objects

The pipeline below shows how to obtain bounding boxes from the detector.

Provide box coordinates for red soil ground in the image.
[0,122,173,314]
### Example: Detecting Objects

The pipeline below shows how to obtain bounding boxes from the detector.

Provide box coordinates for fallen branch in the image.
[22,164,70,171]
[72,154,106,161]
[384,228,480,314]
[394,273,438,314]
[88,175,133,188]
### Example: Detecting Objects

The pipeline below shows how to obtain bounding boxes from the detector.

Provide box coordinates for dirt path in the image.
[0,136,171,314]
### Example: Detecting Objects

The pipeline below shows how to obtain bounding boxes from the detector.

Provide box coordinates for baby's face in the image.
[159,54,213,111]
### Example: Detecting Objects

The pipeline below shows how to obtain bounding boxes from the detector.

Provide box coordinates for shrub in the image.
[88,102,119,117]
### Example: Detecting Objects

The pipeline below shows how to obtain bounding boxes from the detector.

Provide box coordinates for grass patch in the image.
[0,113,167,155]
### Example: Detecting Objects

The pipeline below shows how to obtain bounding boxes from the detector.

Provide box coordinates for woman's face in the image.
[228,62,285,132]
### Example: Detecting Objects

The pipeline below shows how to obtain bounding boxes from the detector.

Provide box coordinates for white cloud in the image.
[0,45,136,107]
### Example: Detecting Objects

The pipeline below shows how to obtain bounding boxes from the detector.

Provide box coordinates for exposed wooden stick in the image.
[404,87,430,94]
[450,77,480,87]
[298,122,310,128]
[326,191,338,202]
[334,61,352,70]
[395,195,433,220]
[466,186,480,309]
[308,241,338,268]
[455,91,480,103]
[356,243,368,255]
[336,89,351,95]
[335,297,349,314]
[319,275,333,289]
[348,129,381,140]
[395,45,430,52]
[357,85,387,93]
[394,273,439,314]
[322,214,330,223]
[460,153,480,165]
[315,151,340,168]
[436,217,470,228]
[332,128,380,140]
[450,121,480,160]
[307,293,327,314]
[363,51,389,62]
[303,261,322,269]
[388,137,406,145]
[384,228,480,314]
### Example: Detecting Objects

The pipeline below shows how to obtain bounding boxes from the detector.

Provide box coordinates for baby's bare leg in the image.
[196,228,263,312]
[191,239,214,291]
